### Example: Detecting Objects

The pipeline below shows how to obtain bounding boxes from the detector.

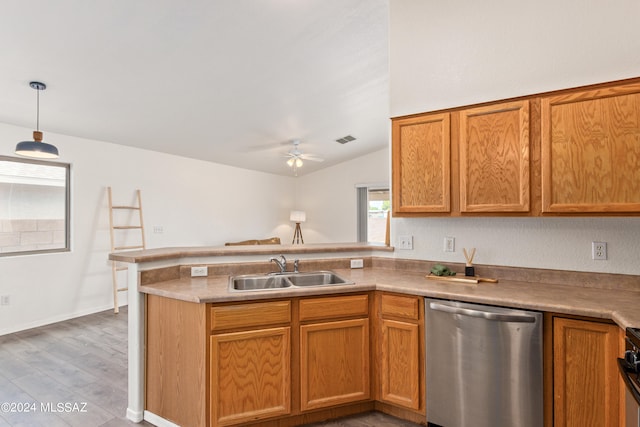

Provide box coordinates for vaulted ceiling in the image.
[0,0,389,176]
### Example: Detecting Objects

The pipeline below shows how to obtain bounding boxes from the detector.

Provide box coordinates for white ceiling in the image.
[0,0,390,176]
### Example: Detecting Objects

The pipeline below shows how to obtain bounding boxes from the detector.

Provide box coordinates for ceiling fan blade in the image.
[300,154,324,162]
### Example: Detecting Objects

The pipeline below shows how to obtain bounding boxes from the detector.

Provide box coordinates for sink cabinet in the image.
[210,301,292,426]
[146,293,373,427]
[299,294,371,411]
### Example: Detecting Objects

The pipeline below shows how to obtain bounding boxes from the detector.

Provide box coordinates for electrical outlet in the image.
[592,241,607,260]
[397,235,413,250]
[0,295,10,306]
[444,237,455,252]
[191,266,208,277]
[350,259,364,269]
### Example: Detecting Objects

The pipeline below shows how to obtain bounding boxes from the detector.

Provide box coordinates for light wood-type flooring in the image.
[1,307,422,427]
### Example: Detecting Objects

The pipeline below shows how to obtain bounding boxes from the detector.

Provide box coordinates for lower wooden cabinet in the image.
[376,293,424,413]
[550,316,623,427]
[210,327,291,426]
[300,318,370,410]
[299,294,371,411]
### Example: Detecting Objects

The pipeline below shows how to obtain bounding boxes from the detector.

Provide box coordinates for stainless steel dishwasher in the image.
[425,298,543,427]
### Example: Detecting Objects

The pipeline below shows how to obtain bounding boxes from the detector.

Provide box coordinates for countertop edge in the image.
[110,243,393,263]
[138,269,640,330]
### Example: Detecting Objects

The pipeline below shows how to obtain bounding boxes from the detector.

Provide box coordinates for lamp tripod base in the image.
[292,222,304,244]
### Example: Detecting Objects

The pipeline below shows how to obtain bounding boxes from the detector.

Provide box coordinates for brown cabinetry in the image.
[541,82,640,213]
[376,293,424,413]
[549,315,624,427]
[210,301,291,426]
[299,294,371,411]
[392,113,451,213]
[459,100,531,212]
[393,77,640,216]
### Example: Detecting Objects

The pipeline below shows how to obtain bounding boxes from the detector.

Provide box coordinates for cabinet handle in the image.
[429,302,536,323]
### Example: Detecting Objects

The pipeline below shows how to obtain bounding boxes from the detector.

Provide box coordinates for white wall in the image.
[389,0,640,276]
[0,123,295,335]
[295,149,389,243]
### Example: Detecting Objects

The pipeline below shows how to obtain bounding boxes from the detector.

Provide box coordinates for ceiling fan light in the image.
[295,158,303,167]
[287,158,295,167]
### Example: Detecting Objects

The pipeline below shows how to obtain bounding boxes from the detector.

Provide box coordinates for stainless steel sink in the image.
[230,274,292,291]
[286,271,351,287]
[229,271,353,291]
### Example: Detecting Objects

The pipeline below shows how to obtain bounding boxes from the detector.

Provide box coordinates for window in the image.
[357,186,389,244]
[0,156,70,256]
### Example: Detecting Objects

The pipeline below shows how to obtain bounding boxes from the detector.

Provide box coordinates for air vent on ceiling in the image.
[335,135,356,144]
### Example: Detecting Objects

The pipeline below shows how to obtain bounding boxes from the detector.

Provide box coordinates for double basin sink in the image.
[230,271,353,292]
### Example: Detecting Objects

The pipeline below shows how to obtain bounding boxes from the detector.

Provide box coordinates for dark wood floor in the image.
[0,307,422,427]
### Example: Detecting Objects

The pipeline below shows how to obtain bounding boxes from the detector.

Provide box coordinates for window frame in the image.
[356,183,389,243]
[0,155,71,257]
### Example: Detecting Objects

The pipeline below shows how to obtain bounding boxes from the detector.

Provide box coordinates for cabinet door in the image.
[541,82,640,212]
[392,113,451,213]
[380,319,420,409]
[211,327,291,427]
[553,317,621,427]
[300,318,370,411]
[459,100,530,212]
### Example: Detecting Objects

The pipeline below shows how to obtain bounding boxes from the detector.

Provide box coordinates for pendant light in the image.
[15,81,59,159]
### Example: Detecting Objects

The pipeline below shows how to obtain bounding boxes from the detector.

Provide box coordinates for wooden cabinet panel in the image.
[211,300,291,332]
[211,327,291,426]
[146,295,208,427]
[542,82,640,212]
[553,317,621,427]
[380,319,420,410]
[300,318,370,411]
[460,100,530,212]
[380,293,420,320]
[392,113,451,214]
[299,294,369,322]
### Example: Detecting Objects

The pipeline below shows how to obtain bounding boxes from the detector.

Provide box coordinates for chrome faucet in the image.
[269,255,287,273]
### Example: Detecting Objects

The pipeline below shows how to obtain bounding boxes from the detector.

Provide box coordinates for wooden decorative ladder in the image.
[107,187,146,313]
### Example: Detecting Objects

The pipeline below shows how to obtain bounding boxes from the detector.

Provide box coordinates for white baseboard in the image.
[0,302,127,336]
[144,410,181,427]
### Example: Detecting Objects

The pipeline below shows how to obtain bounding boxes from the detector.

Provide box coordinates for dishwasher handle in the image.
[429,302,536,323]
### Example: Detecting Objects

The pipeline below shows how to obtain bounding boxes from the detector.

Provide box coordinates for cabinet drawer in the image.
[380,293,420,321]
[299,294,369,322]
[211,300,291,332]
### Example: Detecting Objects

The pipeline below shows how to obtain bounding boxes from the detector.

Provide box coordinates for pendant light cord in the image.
[36,86,40,132]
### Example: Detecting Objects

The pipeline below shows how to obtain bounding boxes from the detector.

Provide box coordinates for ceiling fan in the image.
[284,140,324,174]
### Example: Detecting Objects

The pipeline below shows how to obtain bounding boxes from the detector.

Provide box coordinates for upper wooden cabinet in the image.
[459,100,530,212]
[392,77,640,216]
[541,82,640,213]
[392,113,451,214]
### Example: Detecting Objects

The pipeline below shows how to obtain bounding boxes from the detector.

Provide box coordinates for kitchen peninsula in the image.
[111,243,640,427]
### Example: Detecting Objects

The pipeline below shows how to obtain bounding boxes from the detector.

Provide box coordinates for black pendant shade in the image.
[15,81,59,159]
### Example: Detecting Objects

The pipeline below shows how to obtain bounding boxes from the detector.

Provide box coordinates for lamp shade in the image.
[15,135,59,159]
[290,210,306,223]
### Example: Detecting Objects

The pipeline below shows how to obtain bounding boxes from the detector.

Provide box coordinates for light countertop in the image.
[139,266,640,330]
